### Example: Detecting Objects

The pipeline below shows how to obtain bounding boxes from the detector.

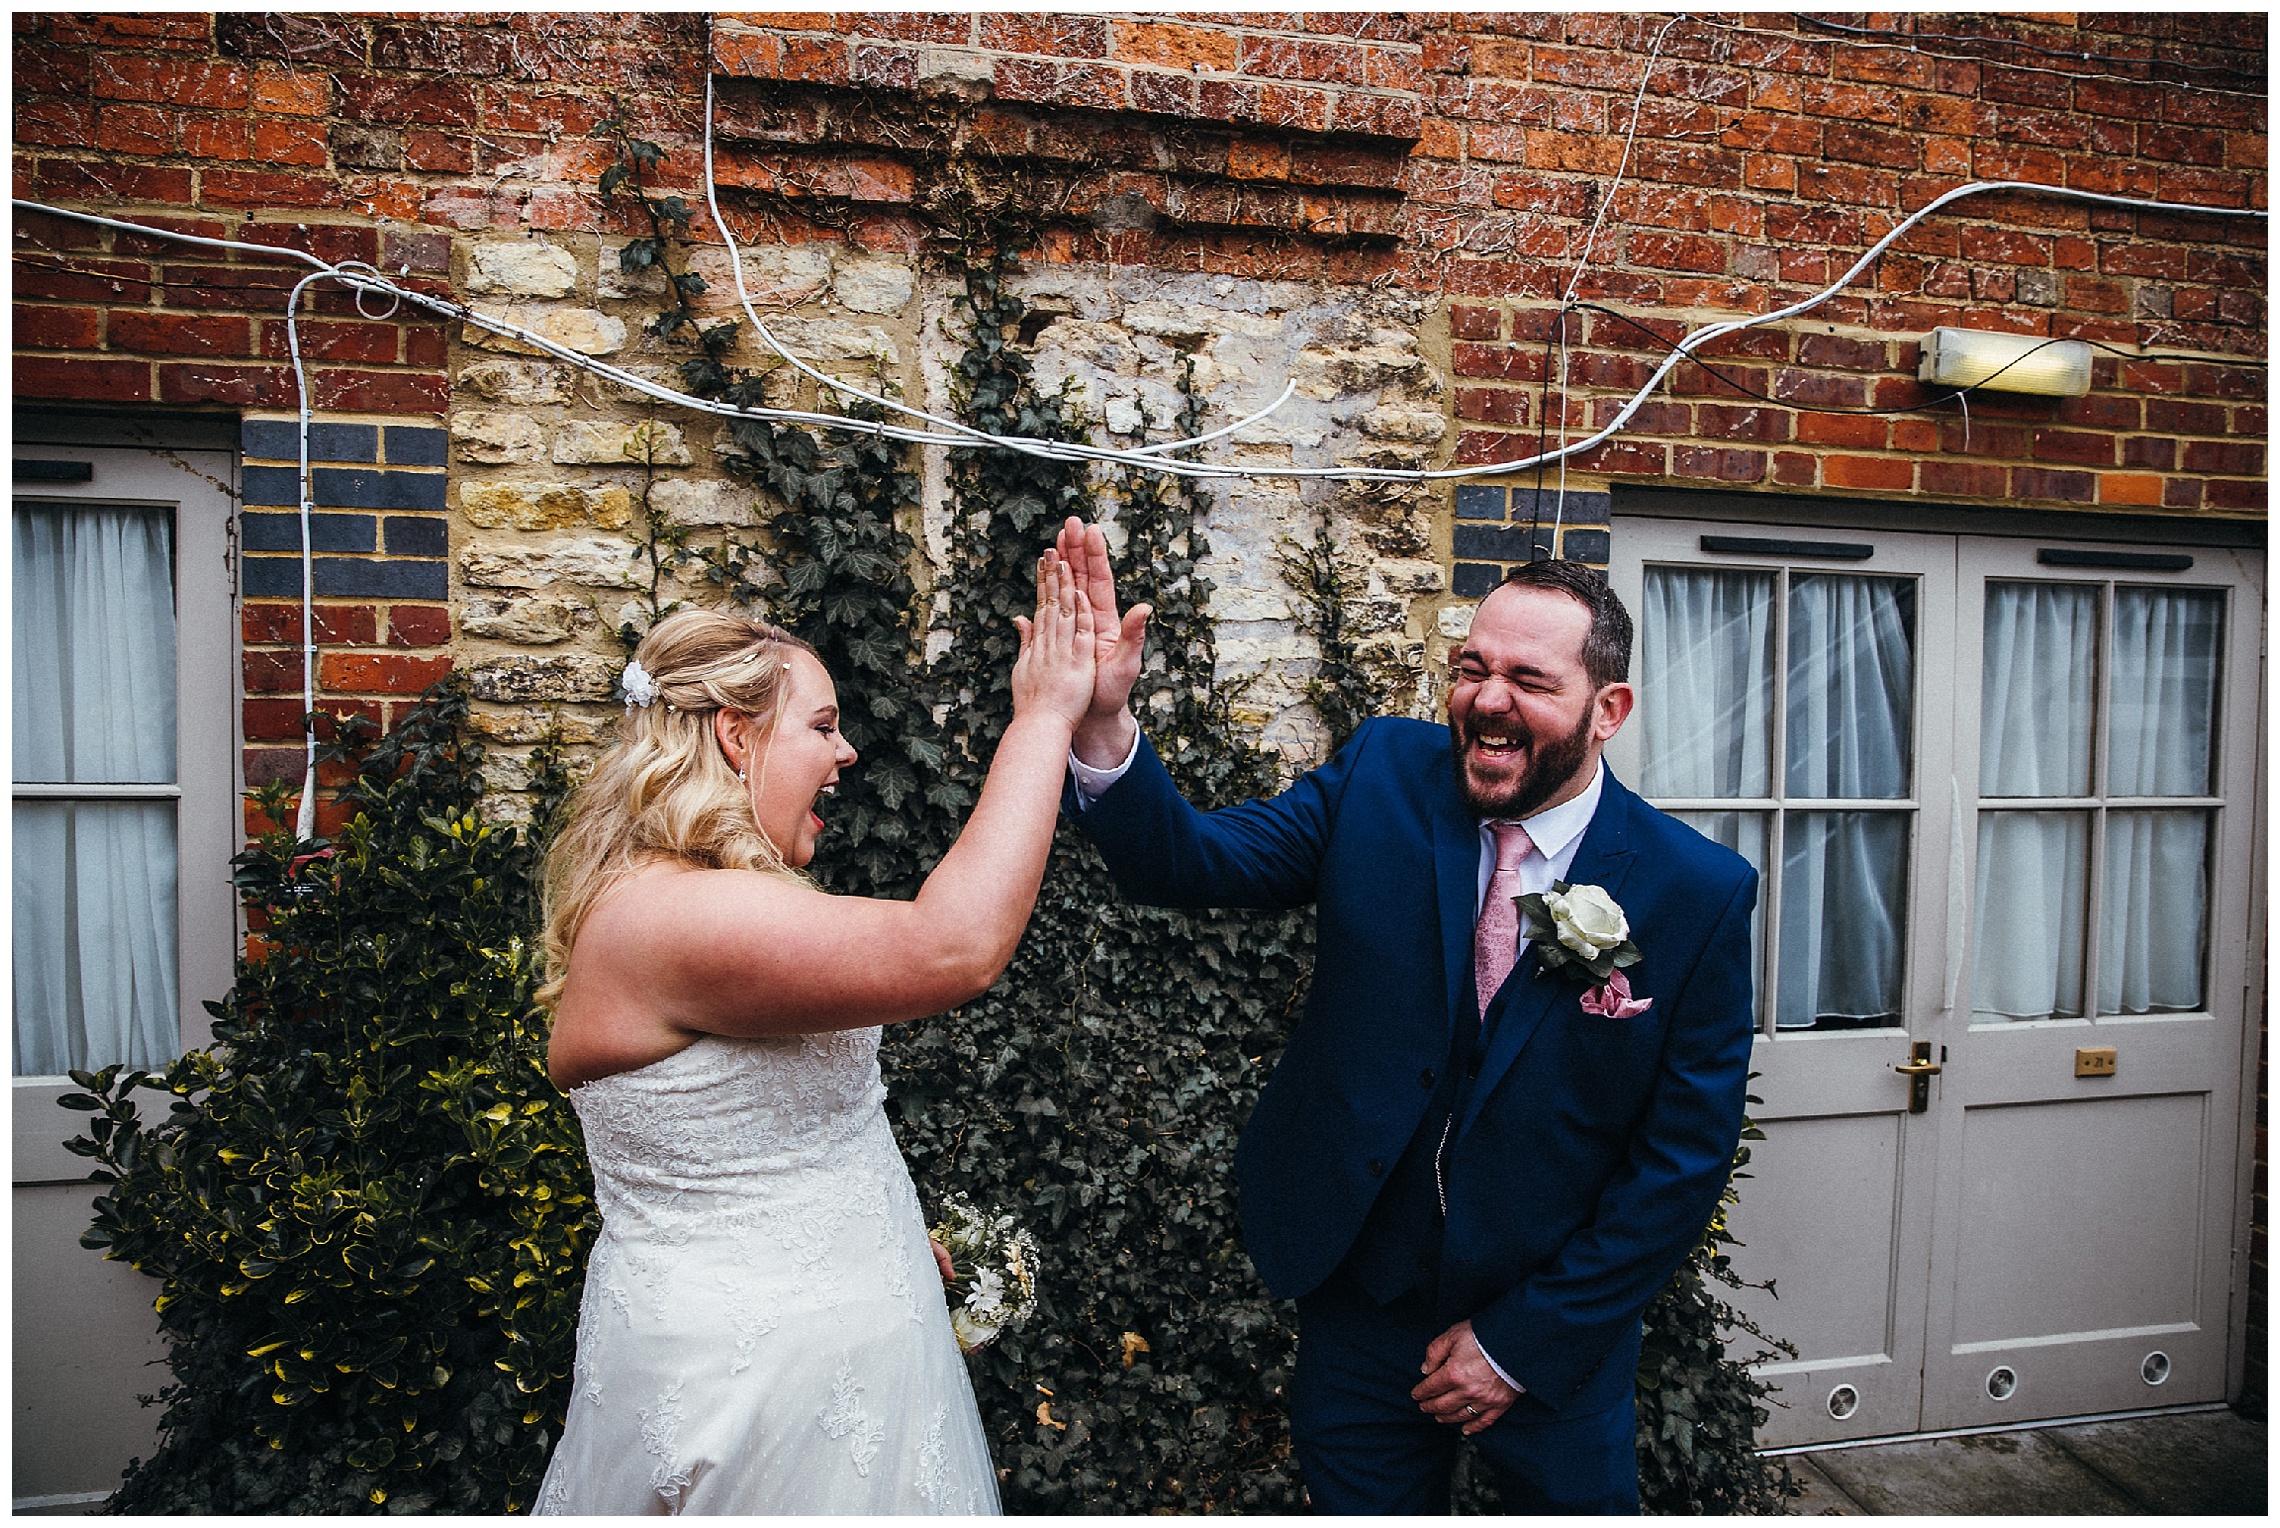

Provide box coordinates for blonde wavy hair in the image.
[538,609,820,1010]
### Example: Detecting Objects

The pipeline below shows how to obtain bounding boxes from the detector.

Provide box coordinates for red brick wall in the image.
[11,12,713,831]
[707,12,2266,525]
[17,11,2264,530]
[714,11,1425,136]
[1421,14,2266,518]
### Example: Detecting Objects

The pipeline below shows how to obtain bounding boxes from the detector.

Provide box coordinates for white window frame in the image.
[12,445,240,1184]
[1613,527,1960,1037]
[1952,542,2259,1028]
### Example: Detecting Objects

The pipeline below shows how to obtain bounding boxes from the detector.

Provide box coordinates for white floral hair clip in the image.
[620,658,660,710]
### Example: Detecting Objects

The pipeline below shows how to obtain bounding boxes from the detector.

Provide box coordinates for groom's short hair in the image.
[1499,560,1633,691]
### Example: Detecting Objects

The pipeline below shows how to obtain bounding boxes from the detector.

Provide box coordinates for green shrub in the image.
[64,684,590,1514]
[1632,1175,1800,1515]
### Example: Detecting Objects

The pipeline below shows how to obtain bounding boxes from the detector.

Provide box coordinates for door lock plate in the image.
[1895,1041,1941,1113]
[2075,1046,2117,1078]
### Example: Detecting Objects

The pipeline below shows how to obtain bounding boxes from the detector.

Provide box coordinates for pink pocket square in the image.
[1580,969,1653,1019]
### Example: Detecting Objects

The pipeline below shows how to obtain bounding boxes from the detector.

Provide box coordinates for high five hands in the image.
[1053,516,1153,769]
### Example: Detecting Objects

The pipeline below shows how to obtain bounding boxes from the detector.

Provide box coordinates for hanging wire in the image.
[15,174,2263,488]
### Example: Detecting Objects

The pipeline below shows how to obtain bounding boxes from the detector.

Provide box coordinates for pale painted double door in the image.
[1609,515,2264,1447]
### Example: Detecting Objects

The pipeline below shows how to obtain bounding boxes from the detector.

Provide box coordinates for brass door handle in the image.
[1896,1042,1940,1113]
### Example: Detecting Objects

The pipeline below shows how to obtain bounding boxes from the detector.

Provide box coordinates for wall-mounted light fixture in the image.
[1917,326,2093,397]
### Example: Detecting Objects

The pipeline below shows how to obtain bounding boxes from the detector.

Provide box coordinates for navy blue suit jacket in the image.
[1073,717,1757,1414]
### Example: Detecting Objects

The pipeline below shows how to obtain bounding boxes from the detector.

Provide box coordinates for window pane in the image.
[2099,809,2209,1016]
[12,504,177,785]
[1787,574,1915,800]
[1672,810,1770,1023]
[13,801,180,1074]
[1641,568,1775,798]
[2108,589,2222,797]
[1777,811,1909,1030]
[1980,582,2096,798]
[1972,812,2089,1021]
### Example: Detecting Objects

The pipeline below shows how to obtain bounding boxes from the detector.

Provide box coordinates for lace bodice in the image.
[570,1029,887,1230]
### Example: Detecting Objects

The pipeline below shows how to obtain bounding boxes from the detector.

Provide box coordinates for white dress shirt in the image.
[1069,736,1609,1398]
[1477,760,1604,927]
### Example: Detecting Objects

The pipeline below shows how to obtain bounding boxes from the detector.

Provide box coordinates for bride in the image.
[532,554,1095,1514]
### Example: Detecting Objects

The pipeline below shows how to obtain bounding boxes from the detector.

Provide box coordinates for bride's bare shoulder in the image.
[577,858,819,947]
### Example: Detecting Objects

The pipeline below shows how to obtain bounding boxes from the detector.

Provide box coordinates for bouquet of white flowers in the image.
[929,1194,1040,1354]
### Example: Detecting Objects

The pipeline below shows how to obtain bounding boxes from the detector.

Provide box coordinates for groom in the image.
[1054,518,1756,1513]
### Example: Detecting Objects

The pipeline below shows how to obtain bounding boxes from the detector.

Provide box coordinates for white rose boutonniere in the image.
[1516,880,1643,984]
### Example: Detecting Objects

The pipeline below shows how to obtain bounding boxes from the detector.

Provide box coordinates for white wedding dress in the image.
[534,1029,1001,1515]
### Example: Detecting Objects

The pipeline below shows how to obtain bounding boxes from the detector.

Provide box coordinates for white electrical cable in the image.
[16,181,2266,491]
[282,266,328,839]
[685,54,2271,480]
[1563,13,1687,310]
[1552,11,1687,550]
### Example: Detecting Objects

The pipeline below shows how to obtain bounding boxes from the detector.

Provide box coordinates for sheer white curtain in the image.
[1778,575,1913,1028]
[12,505,180,1075]
[1640,568,1773,798]
[2099,589,2221,1015]
[1972,583,2096,1020]
[1642,568,1776,1000]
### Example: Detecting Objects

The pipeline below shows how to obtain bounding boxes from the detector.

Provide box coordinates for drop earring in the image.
[737,768,747,784]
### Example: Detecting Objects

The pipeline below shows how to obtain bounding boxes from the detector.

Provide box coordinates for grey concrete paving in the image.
[1777,1406,2267,1516]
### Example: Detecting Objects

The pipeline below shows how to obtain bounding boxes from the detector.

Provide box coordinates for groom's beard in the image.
[1451,703,1596,821]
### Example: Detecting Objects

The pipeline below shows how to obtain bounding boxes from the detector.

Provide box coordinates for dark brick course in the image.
[383,425,448,466]
[240,511,377,553]
[243,555,449,601]
[240,419,379,463]
[1452,561,1503,598]
[382,515,448,556]
[1454,484,1506,520]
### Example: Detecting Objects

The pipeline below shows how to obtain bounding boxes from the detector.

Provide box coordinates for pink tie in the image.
[1473,820,1535,1018]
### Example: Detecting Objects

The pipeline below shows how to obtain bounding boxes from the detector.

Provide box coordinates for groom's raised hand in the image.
[1054,515,1151,768]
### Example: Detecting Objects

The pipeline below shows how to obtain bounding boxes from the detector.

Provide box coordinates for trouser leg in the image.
[1289,1277,1459,1514]
[1470,1389,1641,1515]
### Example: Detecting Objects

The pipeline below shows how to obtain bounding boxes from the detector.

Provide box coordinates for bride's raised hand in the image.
[1010,548,1096,728]
[1055,515,1150,727]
